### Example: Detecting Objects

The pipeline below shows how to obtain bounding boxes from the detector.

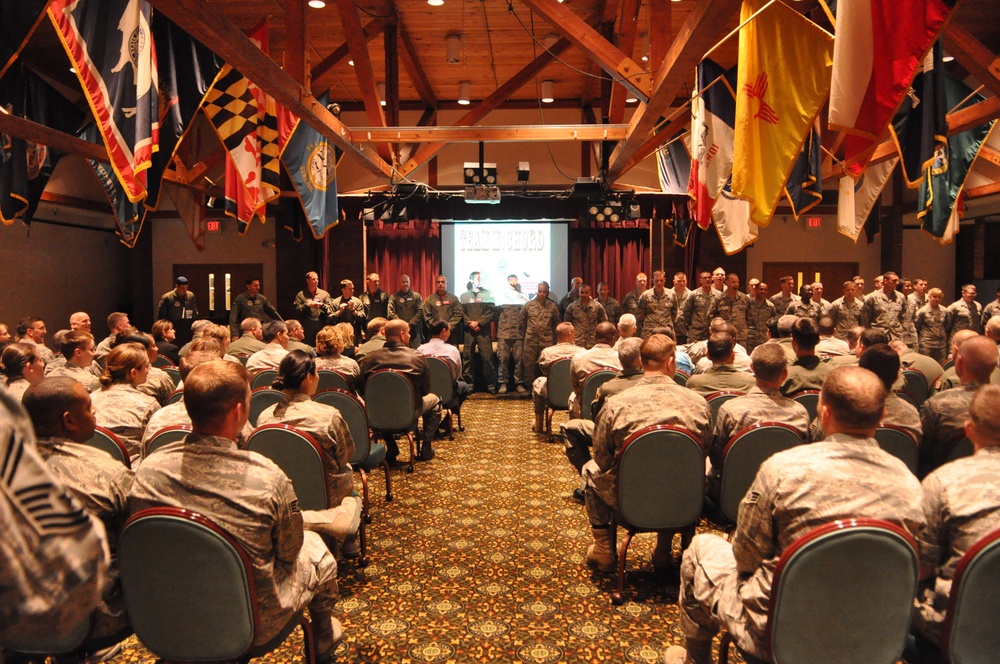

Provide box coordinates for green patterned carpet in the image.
[111,393,736,663]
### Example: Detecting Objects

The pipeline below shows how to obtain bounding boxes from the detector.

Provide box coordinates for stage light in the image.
[463,162,497,185]
[517,162,530,183]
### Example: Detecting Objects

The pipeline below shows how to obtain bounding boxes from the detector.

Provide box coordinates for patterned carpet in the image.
[110,393,737,663]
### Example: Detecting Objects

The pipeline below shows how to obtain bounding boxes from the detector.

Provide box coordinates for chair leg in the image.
[356,513,369,567]
[358,469,371,524]
[718,632,732,664]
[299,615,316,664]
[456,407,464,431]
[381,459,393,502]
[545,407,553,441]
[406,433,416,473]
[611,530,634,606]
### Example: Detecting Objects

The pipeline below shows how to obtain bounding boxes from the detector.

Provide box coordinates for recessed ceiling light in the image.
[458,80,471,105]
[541,80,554,103]
[943,54,955,62]
[348,59,354,66]
[428,0,444,5]
[307,0,326,7]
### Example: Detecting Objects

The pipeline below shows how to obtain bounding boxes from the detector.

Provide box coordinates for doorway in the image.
[762,262,859,298]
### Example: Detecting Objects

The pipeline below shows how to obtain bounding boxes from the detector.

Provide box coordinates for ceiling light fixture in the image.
[458,80,471,105]
[377,82,386,106]
[541,80,554,103]
[446,34,462,64]
[625,93,638,104]
[348,59,354,66]
[428,0,444,5]
[307,0,326,7]
[641,33,649,62]
[943,53,955,62]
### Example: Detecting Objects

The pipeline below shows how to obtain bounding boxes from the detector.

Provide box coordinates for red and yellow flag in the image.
[731,0,833,227]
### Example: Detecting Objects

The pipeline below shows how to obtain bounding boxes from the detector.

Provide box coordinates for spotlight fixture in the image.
[517,161,530,183]
[587,200,623,224]
[458,80,471,105]
[377,82,386,106]
[446,34,462,63]
[541,80,554,104]
[463,162,497,185]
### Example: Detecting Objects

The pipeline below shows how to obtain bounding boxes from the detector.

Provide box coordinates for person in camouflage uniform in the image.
[128,361,345,658]
[913,384,1000,652]
[668,367,924,664]
[388,274,424,348]
[827,280,865,341]
[672,272,693,342]
[0,386,109,648]
[47,330,102,392]
[621,272,648,321]
[24,378,134,645]
[934,329,979,393]
[637,270,679,339]
[114,330,177,406]
[330,279,367,344]
[559,276,583,317]
[686,332,756,397]
[496,275,528,394]
[709,274,750,346]
[919,336,998,477]
[946,283,984,343]
[360,273,390,328]
[903,278,927,347]
[862,271,906,340]
[566,322,621,418]
[293,271,335,346]
[459,272,497,390]
[564,284,608,349]
[780,317,833,395]
[91,344,160,464]
[768,275,799,317]
[745,281,775,352]
[422,275,464,347]
[520,282,561,387]
[683,272,721,343]
[531,323,585,432]
[583,335,711,573]
[981,286,1000,329]
[595,281,621,326]
[915,287,950,364]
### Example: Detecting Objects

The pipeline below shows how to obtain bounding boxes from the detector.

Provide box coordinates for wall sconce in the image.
[458,80,471,105]
[446,34,462,64]
[377,82,386,106]
[541,80,554,103]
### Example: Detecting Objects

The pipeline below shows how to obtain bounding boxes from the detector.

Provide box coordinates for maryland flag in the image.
[201,21,294,232]
[49,0,159,204]
[281,91,340,239]
[731,0,833,227]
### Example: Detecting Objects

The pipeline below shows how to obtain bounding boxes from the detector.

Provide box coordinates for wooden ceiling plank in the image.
[279,0,307,89]
[399,107,436,163]
[0,112,108,163]
[384,19,400,151]
[310,16,391,86]
[335,0,392,161]
[354,124,629,142]
[607,0,742,180]
[966,181,1000,198]
[518,0,651,102]
[148,0,393,178]
[943,23,1000,100]
[398,21,437,109]
[947,96,1000,136]
[648,0,670,68]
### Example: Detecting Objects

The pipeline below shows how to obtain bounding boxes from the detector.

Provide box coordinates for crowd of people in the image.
[2,266,1000,663]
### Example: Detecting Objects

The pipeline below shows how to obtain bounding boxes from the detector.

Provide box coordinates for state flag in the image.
[837,157,898,242]
[282,92,341,239]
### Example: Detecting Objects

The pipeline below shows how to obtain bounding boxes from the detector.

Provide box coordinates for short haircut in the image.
[184,361,251,431]
[858,344,900,390]
[884,271,898,280]
[151,319,174,341]
[555,322,575,341]
[640,334,675,369]
[846,326,864,346]
[649,326,676,341]
[791,317,819,350]
[273,349,317,391]
[706,332,735,362]
[383,319,409,341]
[428,319,450,337]
[23,377,86,438]
[100,343,148,388]
[315,326,345,356]
[107,312,128,332]
[285,320,302,333]
[366,317,389,336]
[821,367,887,430]
[595,321,617,345]
[962,283,975,293]
[859,328,889,348]
[928,287,943,299]
[340,279,354,290]
[617,313,637,330]
[61,330,95,358]
[262,320,287,343]
[985,315,1000,337]
[114,329,155,350]
[817,316,835,336]
[617,337,643,369]
[779,275,794,285]
[188,338,223,357]
[240,317,262,333]
[958,336,1000,383]
[709,317,729,334]
[180,350,222,381]
[969,385,1000,445]
[750,343,788,382]
[843,280,855,289]
[777,315,797,337]
[766,316,780,339]
[16,317,40,337]
[245,277,258,286]
[651,270,665,280]
[190,319,214,336]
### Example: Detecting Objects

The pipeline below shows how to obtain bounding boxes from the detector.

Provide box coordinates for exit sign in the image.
[806,216,821,228]
[206,220,222,232]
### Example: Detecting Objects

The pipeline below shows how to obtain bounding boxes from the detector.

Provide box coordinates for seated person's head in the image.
[617,313,637,337]
[240,318,263,337]
[315,326,345,357]
[595,321,617,346]
[188,337,224,358]
[60,330,95,365]
[428,319,450,339]
[859,328,889,351]
[817,316,835,337]
[790,317,819,352]
[367,317,389,337]
[273,349,317,392]
[750,343,787,384]
[957,335,1000,384]
[858,344,900,391]
[706,332,735,364]
[967,385,1000,449]
[23,377,96,443]
[708,317,728,335]
[777,315,797,338]
[617,337,643,372]
[819,367,886,436]
[184,361,251,434]
[262,320,288,344]
[180,350,223,382]
[555,322,575,343]
[383,319,409,342]
[100,343,150,388]
[649,326,676,341]
[766,316,780,340]
[640,334,676,373]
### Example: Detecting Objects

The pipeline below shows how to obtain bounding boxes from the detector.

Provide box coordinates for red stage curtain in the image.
[366,220,441,298]
[569,225,650,300]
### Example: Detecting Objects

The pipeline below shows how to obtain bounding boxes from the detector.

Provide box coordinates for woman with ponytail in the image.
[1,343,45,400]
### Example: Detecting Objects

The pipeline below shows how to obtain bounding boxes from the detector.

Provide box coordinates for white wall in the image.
[745,214,882,281]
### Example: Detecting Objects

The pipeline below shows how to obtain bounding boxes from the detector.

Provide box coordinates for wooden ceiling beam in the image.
[352,124,629,142]
[607,0,642,125]
[618,113,688,176]
[310,16,391,83]
[943,22,1000,100]
[398,21,437,109]
[279,0,308,89]
[0,111,108,163]
[648,0,670,68]
[399,107,437,164]
[607,0,742,180]
[581,0,623,106]
[518,0,651,103]
[148,0,393,178]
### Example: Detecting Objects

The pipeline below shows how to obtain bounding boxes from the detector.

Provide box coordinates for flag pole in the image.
[703,0,780,61]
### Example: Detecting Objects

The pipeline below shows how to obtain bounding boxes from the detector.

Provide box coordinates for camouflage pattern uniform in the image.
[811,391,922,443]
[293,288,335,346]
[780,356,833,394]
[597,297,622,327]
[915,304,949,364]
[138,366,177,405]
[621,288,644,321]
[900,348,945,389]
[495,294,527,390]
[914,446,1000,646]
[91,384,160,463]
[936,366,959,393]
[388,288,425,348]
[863,290,907,340]
[47,362,102,393]
[228,333,267,356]
[678,434,924,662]
[745,299,776,351]
[946,299,984,343]
[532,343,586,417]
[0,390,109,647]
[230,292,282,337]
[683,288,720,343]
[904,292,926,347]
[141,398,255,455]
[128,432,339,647]
[256,393,357,506]
[422,291,465,347]
[710,292,751,345]
[561,369,646,472]
[519,297,561,386]
[4,378,31,401]
[687,365,757,397]
[22,337,58,366]
[768,291,799,317]
[36,436,134,640]
[637,288,679,339]
[785,298,829,322]
[567,344,622,418]
[330,295,366,342]
[919,382,983,476]
[246,343,290,373]
[315,355,361,392]
[672,288,693,340]
[564,299,609,349]
[460,288,497,386]
[586,375,712,525]
[827,296,865,340]
[982,298,1000,328]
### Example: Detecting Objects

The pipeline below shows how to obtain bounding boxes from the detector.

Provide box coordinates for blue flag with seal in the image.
[281,92,340,239]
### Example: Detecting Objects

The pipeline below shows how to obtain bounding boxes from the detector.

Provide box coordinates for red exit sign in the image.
[206,220,222,232]
[806,216,821,228]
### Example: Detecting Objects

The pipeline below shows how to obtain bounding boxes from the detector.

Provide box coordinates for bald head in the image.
[819,367,887,435]
[555,322,575,343]
[956,336,999,384]
[383,319,409,342]
[951,329,979,355]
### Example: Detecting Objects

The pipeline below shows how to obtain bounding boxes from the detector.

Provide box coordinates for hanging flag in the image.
[688,59,738,230]
[0,64,85,225]
[783,123,823,220]
[281,92,341,239]
[890,43,947,189]
[1,0,50,79]
[837,156,898,242]
[80,123,146,247]
[164,180,207,251]
[732,0,833,227]
[657,139,691,195]
[917,74,994,243]
[828,0,955,177]
[48,0,159,203]
[713,178,756,255]
[146,15,222,210]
